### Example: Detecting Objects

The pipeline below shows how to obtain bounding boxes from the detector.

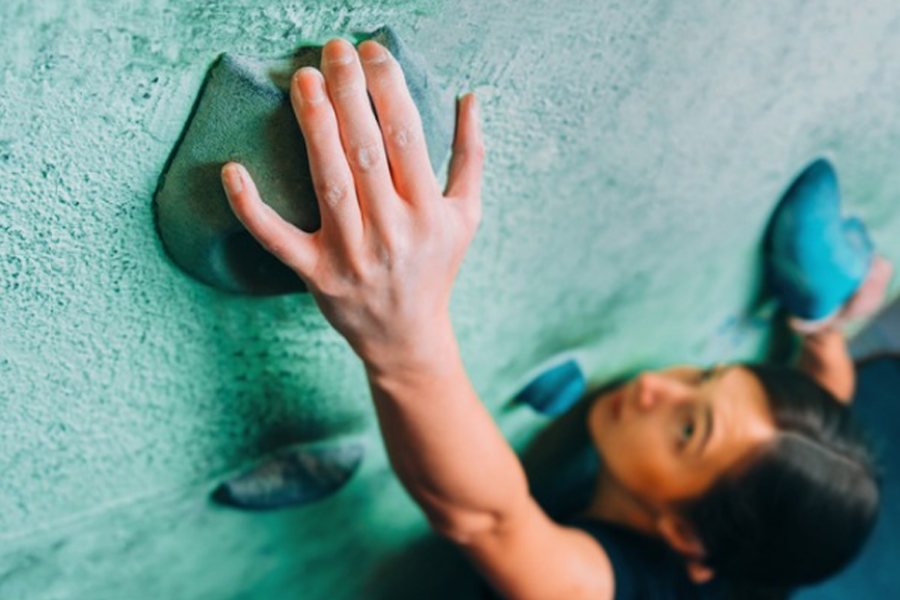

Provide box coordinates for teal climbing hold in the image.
[514,359,586,417]
[765,159,874,322]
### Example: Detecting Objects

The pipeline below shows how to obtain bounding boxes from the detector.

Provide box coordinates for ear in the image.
[656,514,716,584]
[684,560,716,584]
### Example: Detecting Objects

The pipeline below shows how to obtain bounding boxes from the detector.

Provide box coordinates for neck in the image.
[578,469,660,538]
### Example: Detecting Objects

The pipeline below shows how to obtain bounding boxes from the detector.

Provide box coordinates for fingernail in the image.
[325,38,354,65]
[222,164,244,195]
[457,92,477,112]
[295,67,325,104]
[359,41,387,65]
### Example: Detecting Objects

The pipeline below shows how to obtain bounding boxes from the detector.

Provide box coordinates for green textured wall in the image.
[2,1,900,598]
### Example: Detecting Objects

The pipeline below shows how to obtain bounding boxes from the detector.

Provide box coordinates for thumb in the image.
[222,162,318,279]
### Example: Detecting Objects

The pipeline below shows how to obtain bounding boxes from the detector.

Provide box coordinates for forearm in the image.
[222,38,494,535]
[795,328,855,404]
[363,319,530,541]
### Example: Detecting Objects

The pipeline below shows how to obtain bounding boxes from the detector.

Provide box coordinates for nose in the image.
[633,371,690,411]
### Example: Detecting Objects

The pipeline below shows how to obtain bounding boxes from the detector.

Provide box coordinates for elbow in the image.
[827,370,856,405]
[424,492,534,546]
[426,508,503,545]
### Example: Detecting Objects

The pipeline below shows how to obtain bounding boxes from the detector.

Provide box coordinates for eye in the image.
[698,367,716,383]
[679,417,697,445]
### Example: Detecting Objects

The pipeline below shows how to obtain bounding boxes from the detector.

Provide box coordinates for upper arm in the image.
[452,497,615,600]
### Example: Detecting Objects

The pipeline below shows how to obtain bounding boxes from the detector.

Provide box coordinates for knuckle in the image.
[375,238,407,274]
[455,138,485,162]
[365,54,401,85]
[386,118,421,151]
[327,74,364,99]
[467,141,486,162]
[314,176,352,209]
[310,275,347,301]
[348,137,385,172]
[307,261,359,299]
[371,215,409,259]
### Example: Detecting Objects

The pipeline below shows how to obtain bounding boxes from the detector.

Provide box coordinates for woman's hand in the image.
[221,38,484,367]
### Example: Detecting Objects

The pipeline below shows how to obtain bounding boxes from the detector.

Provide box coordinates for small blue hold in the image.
[765,159,874,322]
[515,359,587,417]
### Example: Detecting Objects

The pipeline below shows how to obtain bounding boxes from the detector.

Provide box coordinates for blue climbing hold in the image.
[765,159,874,322]
[515,359,586,417]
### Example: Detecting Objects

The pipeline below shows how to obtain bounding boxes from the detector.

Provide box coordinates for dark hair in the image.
[678,363,881,599]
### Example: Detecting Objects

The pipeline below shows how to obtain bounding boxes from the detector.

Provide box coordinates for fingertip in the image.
[290,68,304,95]
[322,37,355,67]
[222,162,245,195]
[291,67,326,109]
[455,93,481,142]
[456,92,476,112]
[222,161,246,176]
[468,94,482,135]
[358,39,388,64]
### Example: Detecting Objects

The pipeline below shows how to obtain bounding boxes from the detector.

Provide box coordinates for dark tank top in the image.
[479,517,729,599]
[568,517,729,599]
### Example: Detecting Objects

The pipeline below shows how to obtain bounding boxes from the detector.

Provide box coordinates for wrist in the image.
[360,313,460,383]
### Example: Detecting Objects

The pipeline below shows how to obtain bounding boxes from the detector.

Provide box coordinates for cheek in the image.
[599,419,680,495]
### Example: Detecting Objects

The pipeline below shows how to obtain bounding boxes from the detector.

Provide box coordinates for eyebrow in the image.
[696,403,714,458]
[695,365,727,458]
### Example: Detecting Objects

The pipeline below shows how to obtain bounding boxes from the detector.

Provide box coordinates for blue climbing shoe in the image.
[765,159,875,329]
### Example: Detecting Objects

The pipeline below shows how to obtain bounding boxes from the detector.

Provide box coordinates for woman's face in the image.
[587,364,777,512]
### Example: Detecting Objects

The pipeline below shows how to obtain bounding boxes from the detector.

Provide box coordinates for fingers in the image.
[444,94,485,223]
[357,40,440,204]
[318,39,397,227]
[290,67,364,248]
[221,162,317,278]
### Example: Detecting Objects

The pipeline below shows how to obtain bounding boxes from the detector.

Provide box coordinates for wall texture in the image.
[2,1,899,598]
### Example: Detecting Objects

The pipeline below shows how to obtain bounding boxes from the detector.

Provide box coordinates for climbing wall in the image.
[2,1,900,598]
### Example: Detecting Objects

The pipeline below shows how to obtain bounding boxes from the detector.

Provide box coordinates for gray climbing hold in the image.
[211,441,365,510]
[154,25,455,295]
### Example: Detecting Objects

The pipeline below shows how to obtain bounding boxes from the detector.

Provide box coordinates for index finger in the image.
[357,40,440,205]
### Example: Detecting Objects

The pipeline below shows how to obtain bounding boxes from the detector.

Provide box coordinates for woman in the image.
[220,38,886,599]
